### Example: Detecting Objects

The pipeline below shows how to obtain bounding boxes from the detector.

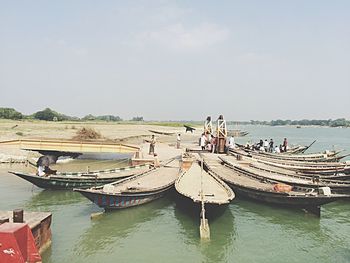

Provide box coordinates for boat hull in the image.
[10,172,133,190]
[173,192,229,219]
[228,183,343,207]
[75,186,174,210]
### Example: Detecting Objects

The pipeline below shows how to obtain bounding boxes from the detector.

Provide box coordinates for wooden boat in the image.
[220,156,350,194]
[201,154,349,216]
[74,158,180,210]
[227,130,249,137]
[148,130,175,136]
[233,147,344,162]
[175,160,234,215]
[230,149,350,175]
[9,164,150,190]
[251,158,350,175]
[247,160,350,182]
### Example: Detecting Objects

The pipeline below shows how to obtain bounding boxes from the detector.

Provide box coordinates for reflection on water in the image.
[24,190,86,211]
[174,204,236,263]
[72,198,172,259]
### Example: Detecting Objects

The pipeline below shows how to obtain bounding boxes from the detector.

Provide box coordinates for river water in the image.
[0,126,349,263]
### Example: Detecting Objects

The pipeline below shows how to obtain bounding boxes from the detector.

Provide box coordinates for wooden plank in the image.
[0,139,140,153]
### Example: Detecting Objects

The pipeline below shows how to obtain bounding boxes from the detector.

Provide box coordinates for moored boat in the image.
[220,156,350,194]
[175,159,234,216]
[74,158,180,210]
[232,147,344,162]
[9,164,150,190]
[201,154,349,216]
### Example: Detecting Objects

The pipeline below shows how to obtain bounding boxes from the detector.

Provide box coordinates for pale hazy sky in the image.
[0,1,349,121]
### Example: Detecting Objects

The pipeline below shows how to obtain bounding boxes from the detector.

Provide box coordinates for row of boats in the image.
[9,145,350,217]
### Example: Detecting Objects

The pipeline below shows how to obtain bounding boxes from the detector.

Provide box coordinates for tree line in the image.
[248,119,350,127]
[1,107,348,127]
[0,107,140,122]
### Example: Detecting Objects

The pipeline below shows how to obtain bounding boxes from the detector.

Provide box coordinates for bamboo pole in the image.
[199,158,210,240]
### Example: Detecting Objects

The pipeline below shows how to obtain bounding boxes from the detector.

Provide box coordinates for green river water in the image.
[0,126,349,263]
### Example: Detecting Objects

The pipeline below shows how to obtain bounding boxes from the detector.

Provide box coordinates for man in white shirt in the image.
[228,136,235,149]
[263,139,268,152]
[176,134,181,149]
[200,134,206,150]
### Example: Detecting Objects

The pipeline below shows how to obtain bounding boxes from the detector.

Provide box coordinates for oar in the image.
[301,140,316,153]
[199,158,210,240]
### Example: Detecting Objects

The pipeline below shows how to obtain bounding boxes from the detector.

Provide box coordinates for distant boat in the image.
[148,130,175,136]
[9,164,150,190]
[227,130,249,137]
[296,125,302,128]
[74,158,180,210]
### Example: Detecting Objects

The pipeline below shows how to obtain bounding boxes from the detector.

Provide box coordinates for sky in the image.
[0,0,349,121]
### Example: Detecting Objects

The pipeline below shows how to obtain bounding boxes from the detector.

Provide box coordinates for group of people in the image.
[199,133,235,153]
[247,138,288,153]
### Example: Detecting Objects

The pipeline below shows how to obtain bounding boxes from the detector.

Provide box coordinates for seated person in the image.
[44,166,57,175]
[37,165,45,176]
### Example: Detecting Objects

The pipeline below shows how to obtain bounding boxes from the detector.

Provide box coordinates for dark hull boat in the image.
[74,158,180,210]
[201,154,349,216]
[9,164,150,190]
[220,156,350,194]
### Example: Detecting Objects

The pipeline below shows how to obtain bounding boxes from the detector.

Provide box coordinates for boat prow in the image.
[175,160,235,210]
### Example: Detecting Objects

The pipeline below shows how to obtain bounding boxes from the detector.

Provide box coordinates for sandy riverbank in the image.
[0,120,201,162]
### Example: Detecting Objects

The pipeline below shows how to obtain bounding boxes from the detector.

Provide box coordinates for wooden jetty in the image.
[9,164,150,190]
[74,158,180,210]
[0,138,140,154]
[0,210,52,254]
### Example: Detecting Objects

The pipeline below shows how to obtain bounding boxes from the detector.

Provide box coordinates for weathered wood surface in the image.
[221,155,350,191]
[99,158,180,194]
[0,138,140,153]
[175,157,234,205]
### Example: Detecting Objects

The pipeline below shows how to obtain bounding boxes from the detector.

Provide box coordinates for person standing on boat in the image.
[176,134,181,149]
[283,138,288,152]
[200,133,206,150]
[263,139,268,152]
[269,139,274,152]
[228,135,235,149]
[211,135,217,153]
[149,135,156,155]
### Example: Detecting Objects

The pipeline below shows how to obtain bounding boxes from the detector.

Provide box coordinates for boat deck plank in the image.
[102,159,180,193]
[176,159,233,204]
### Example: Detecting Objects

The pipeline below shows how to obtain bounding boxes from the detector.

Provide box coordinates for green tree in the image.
[0,108,23,119]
